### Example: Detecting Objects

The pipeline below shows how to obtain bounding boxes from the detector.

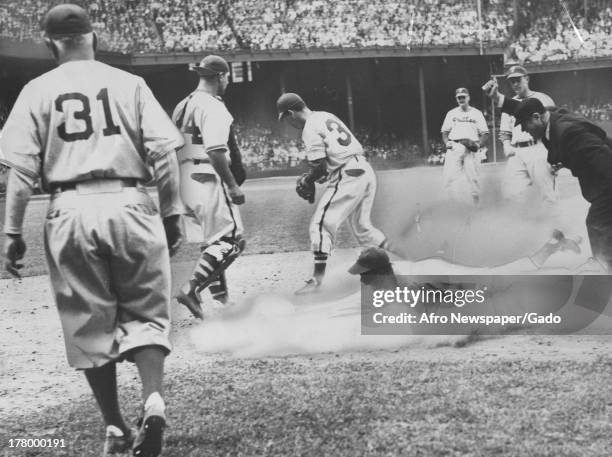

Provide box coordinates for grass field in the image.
[3,165,612,457]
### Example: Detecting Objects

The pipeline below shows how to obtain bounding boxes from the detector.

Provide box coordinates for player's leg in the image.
[107,188,173,457]
[347,165,387,248]
[586,197,612,271]
[44,192,134,452]
[462,151,481,206]
[178,177,245,313]
[208,271,229,304]
[524,143,558,205]
[503,152,531,201]
[298,176,349,293]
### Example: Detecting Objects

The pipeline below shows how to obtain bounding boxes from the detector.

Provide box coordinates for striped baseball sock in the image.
[208,272,229,303]
[182,252,220,295]
[313,252,328,281]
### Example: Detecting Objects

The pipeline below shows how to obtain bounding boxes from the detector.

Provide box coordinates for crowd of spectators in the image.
[508,1,612,64]
[3,0,612,65]
[567,99,612,123]
[233,122,421,172]
[0,0,514,53]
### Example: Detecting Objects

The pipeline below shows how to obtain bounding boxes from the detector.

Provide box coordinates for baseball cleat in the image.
[103,425,133,456]
[294,277,321,295]
[176,290,204,319]
[133,402,166,457]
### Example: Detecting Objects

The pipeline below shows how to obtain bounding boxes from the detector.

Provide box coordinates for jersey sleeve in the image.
[137,79,184,161]
[440,111,452,133]
[476,110,489,134]
[201,101,233,153]
[540,93,555,108]
[499,112,513,135]
[302,121,326,161]
[0,84,42,180]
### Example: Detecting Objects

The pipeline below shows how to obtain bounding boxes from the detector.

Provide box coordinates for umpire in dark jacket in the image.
[483,79,612,270]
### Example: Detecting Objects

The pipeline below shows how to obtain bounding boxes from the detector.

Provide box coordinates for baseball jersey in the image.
[500,91,555,144]
[302,111,364,175]
[0,60,184,192]
[172,91,232,174]
[441,106,488,142]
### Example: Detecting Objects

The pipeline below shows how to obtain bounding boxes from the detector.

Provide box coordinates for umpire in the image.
[484,79,612,270]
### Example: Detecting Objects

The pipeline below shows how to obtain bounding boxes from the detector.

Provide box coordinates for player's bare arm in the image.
[3,167,36,277]
[208,147,245,205]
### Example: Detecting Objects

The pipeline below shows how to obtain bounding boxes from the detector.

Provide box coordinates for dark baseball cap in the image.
[455,87,469,96]
[190,55,230,76]
[513,97,546,127]
[42,4,92,38]
[277,93,306,120]
[506,65,528,79]
[348,247,391,275]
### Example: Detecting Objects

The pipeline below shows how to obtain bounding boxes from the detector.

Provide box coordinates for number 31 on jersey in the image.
[54,88,121,142]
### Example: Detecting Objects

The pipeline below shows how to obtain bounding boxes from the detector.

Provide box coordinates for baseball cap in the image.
[42,4,92,38]
[513,97,546,127]
[348,247,391,275]
[190,55,230,76]
[506,65,528,79]
[277,93,306,120]
[455,88,469,97]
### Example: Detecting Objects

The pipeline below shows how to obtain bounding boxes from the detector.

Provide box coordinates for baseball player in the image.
[499,65,557,204]
[1,5,184,457]
[277,92,389,295]
[173,55,246,318]
[440,88,489,206]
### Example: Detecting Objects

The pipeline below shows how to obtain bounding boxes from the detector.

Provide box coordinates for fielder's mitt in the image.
[296,173,315,203]
[457,139,479,152]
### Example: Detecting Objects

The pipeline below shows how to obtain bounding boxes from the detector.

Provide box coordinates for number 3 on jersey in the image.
[55,88,121,142]
[325,118,352,147]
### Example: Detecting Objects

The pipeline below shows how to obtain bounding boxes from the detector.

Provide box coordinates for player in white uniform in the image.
[499,65,557,204]
[440,88,489,206]
[0,5,184,457]
[173,55,246,319]
[277,93,389,295]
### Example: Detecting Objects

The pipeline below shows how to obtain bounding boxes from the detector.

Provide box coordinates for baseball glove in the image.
[457,139,479,152]
[296,173,315,203]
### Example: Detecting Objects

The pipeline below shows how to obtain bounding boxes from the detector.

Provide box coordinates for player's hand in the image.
[4,234,26,278]
[445,141,454,150]
[162,215,183,257]
[228,185,246,205]
[482,79,499,100]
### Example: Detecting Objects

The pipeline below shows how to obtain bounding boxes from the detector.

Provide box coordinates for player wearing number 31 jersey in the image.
[1,4,185,457]
[277,93,389,295]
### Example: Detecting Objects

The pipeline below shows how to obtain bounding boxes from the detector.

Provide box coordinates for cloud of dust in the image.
[189,291,470,358]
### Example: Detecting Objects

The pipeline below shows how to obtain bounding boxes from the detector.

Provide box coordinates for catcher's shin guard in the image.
[190,236,246,294]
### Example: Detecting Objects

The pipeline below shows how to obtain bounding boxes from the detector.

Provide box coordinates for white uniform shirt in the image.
[441,106,488,142]
[172,91,233,174]
[500,91,555,144]
[302,111,363,175]
[0,60,184,192]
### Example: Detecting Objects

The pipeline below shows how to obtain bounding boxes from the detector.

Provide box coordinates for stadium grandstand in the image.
[2,0,612,183]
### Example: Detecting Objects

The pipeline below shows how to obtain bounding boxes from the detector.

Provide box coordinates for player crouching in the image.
[277,93,391,295]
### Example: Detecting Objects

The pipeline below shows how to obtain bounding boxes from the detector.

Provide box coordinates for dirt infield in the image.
[3,249,612,456]
[3,167,612,456]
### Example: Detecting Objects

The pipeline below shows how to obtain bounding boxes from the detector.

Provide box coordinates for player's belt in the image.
[512,140,536,148]
[50,178,140,193]
[180,158,211,165]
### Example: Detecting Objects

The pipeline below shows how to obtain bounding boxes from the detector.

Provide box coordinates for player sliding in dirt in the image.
[349,229,588,282]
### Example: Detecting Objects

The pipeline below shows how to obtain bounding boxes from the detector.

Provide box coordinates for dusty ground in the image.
[3,248,612,422]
